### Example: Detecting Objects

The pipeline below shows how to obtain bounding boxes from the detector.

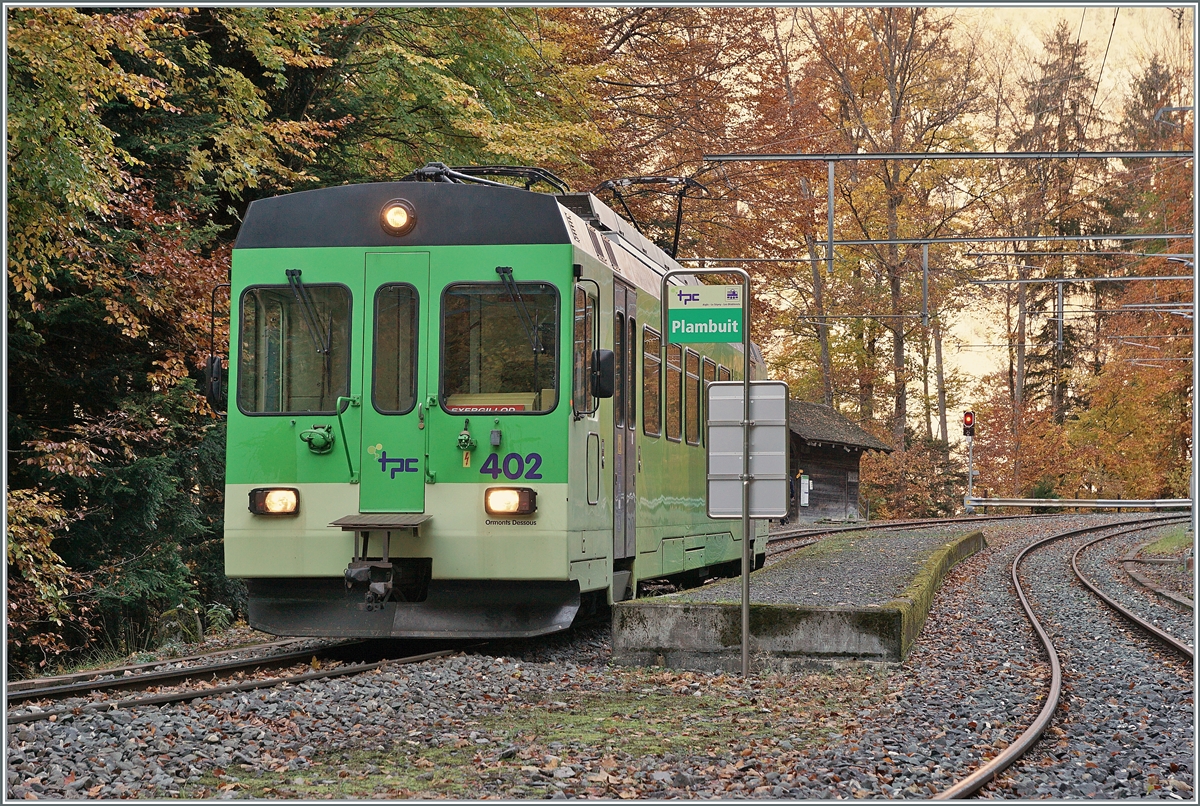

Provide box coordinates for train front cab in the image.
[223,181,766,640]
[225,224,588,637]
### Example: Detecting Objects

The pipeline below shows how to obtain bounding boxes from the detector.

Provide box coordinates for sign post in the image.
[661,268,754,676]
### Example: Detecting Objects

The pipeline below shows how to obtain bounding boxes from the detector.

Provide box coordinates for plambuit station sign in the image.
[666,285,744,343]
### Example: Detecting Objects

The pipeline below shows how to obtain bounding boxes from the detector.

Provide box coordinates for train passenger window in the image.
[237,284,351,414]
[702,357,716,444]
[718,365,730,382]
[685,349,701,445]
[666,343,682,442]
[614,312,625,428]
[626,317,636,429]
[373,284,418,414]
[642,327,661,436]
[442,282,558,413]
[573,288,595,415]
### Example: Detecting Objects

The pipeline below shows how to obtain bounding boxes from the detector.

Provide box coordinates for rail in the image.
[1072,529,1194,660]
[7,649,455,726]
[965,497,1191,510]
[933,514,1184,799]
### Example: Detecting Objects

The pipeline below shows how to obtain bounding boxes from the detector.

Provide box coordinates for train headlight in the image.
[485,487,537,516]
[380,199,417,237]
[248,488,300,516]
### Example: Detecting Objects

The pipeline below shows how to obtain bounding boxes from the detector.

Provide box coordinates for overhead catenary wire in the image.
[704,150,1193,162]
[972,275,1191,285]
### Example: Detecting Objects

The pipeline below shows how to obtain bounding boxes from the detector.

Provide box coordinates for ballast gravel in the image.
[6,514,1194,799]
[1076,524,1194,649]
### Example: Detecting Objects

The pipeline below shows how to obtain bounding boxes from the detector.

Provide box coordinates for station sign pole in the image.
[661,267,752,677]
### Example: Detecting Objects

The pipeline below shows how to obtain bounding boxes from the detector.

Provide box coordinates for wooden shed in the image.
[786,402,893,523]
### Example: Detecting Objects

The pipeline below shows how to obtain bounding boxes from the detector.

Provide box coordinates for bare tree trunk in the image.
[1014,256,1028,493]
[934,315,948,445]
[860,325,876,421]
[921,321,933,441]
[855,260,874,420]
[810,241,834,407]
[887,167,905,449]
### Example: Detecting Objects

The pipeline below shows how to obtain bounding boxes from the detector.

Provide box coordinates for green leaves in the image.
[6,6,606,674]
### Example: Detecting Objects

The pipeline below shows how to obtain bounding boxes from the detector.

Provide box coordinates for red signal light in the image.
[963,411,975,437]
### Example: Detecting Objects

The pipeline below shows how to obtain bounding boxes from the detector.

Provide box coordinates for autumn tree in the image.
[6,6,601,672]
[789,7,983,448]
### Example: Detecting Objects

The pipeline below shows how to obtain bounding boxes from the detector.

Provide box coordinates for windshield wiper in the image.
[286,269,331,355]
[495,266,544,355]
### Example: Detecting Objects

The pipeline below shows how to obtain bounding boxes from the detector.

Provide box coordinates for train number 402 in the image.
[479,452,543,480]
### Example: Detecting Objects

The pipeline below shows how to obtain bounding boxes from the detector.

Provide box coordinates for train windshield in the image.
[237,285,351,414]
[441,282,559,413]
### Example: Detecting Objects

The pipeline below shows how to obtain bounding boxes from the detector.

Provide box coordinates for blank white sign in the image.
[706,380,790,519]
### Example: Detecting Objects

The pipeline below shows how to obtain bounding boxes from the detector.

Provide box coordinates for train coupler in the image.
[345,560,394,611]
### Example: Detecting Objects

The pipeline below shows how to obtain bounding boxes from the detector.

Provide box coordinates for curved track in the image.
[768,512,1059,545]
[934,514,1190,799]
[1072,527,1193,660]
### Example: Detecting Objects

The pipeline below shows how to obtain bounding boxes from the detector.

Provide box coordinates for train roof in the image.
[235,181,695,280]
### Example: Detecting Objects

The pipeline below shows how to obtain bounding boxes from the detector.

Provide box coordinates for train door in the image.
[613,281,637,559]
[359,252,430,512]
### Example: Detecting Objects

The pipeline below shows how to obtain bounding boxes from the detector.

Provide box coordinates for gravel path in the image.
[6,514,1194,799]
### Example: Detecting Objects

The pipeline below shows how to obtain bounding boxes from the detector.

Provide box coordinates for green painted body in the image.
[225,233,767,604]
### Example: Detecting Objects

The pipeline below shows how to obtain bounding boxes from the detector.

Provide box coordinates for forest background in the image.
[6,6,1194,675]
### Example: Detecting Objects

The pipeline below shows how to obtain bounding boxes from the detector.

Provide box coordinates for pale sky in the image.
[946,6,1195,385]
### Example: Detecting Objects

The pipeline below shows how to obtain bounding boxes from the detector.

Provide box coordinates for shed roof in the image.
[789,401,894,453]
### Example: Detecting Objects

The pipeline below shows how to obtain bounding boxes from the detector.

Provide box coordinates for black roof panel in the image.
[234,182,570,249]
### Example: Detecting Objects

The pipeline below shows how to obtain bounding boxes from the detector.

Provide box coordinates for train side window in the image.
[614,311,625,428]
[642,326,661,436]
[626,317,636,430]
[718,364,730,382]
[573,287,595,415]
[237,284,352,415]
[685,349,701,445]
[373,284,419,414]
[701,357,716,445]
[665,343,682,442]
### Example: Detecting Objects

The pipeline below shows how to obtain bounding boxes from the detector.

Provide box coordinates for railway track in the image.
[766,512,1063,556]
[1120,535,1195,611]
[6,637,307,694]
[1072,526,1194,659]
[7,641,362,706]
[935,514,1192,799]
[6,642,456,726]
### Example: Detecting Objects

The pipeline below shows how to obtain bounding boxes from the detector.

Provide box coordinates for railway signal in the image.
[963,411,976,512]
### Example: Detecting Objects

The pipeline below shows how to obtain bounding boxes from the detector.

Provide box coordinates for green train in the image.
[220,164,768,638]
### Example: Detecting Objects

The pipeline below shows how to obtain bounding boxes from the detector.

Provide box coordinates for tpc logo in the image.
[726,289,740,301]
[676,289,700,305]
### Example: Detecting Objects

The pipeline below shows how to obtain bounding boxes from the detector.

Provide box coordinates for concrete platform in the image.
[612,527,985,672]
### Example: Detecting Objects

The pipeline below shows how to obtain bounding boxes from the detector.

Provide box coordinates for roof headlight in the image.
[485,487,537,516]
[249,488,299,516]
[380,199,417,237]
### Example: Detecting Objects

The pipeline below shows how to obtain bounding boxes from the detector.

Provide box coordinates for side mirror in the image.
[204,355,226,411]
[591,349,615,399]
